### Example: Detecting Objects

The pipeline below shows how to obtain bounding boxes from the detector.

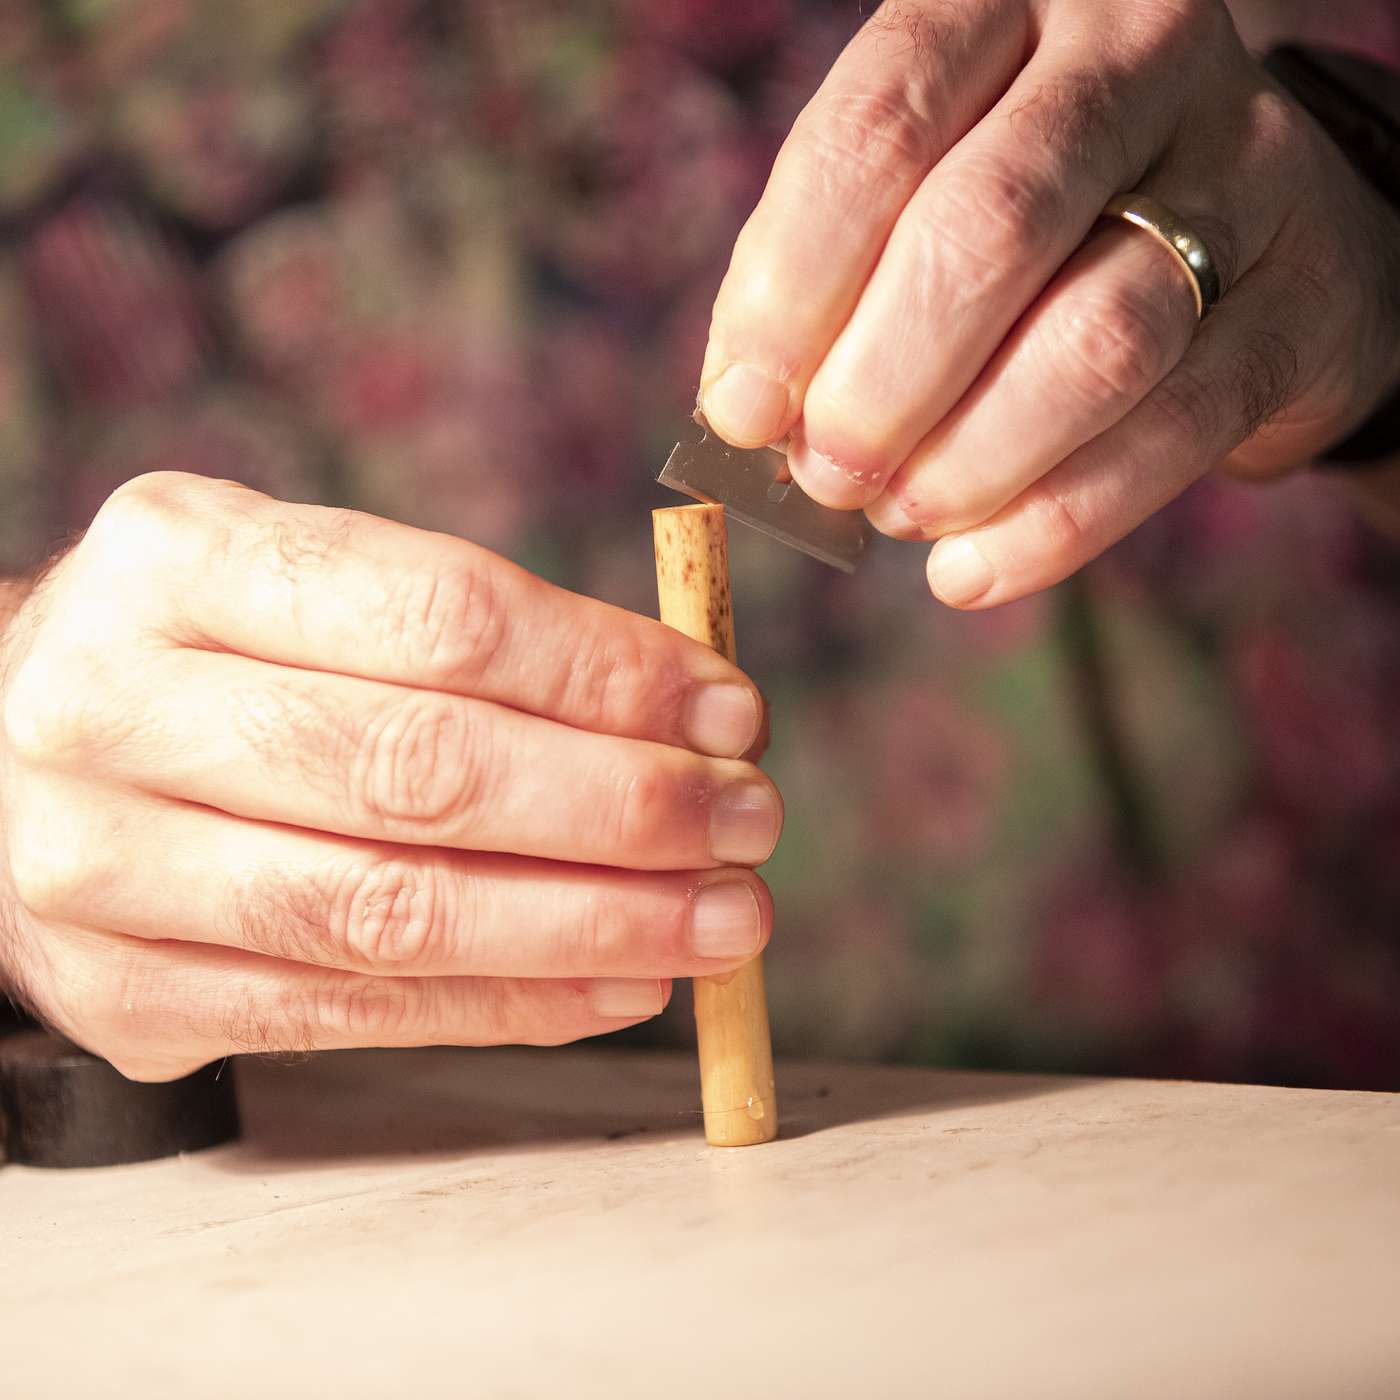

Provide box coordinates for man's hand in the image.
[0,474,781,1080]
[700,0,1400,605]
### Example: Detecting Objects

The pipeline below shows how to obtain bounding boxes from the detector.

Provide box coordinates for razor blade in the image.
[657,416,872,573]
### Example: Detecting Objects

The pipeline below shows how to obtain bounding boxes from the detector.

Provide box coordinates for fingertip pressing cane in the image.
[653,504,778,1146]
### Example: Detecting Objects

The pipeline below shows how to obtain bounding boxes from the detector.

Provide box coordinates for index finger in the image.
[698,0,1027,448]
[82,472,765,760]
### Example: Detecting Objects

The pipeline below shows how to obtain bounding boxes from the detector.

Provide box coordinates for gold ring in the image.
[1102,193,1222,320]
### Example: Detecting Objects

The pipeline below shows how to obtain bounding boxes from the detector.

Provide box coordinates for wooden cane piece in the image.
[653,504,778,1146]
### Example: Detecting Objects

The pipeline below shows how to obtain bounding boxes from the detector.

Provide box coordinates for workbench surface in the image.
[5,1047,1398,1398]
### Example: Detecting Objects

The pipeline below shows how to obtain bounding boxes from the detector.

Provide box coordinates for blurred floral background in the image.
[2,0,1398,1089]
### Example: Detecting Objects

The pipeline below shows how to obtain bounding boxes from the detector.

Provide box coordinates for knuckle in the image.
[84,472,251,603]
[1022,479,1094,560]
[554,623,655,733]
[470,977,521,1044]
[333,858,450,971]
[383,553,508,691]
[1053,292,1167,412]
[605,765,672,856]
[2,647,139,770]
[355,694,487,827]
[7,825,101,922]
[1,655,63,763]
[570,888,636,971]
[932,157,1066,294]
[100,469,195,515]
[88,472,202,558]
[302,973,416,1044]
[513,981,586,1047]
[794,86,936,192]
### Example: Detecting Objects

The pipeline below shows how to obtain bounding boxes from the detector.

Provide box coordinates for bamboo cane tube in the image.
[653,503,778,1146]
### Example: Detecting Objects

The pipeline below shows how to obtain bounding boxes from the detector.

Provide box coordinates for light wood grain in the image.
[5,1048,1399,1400]
[653,503,777,1146]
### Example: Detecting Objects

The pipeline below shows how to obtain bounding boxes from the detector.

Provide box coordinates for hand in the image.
[700,0,1400,606]
[0,474,781,1080]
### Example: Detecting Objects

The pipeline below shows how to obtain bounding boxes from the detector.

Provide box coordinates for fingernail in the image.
[927,535,994,606]
[702,363,788,446]
[589,978,665,1018]
[710,781,782,865]
[685,683,761,758]
[788,439,883,509]
[691,880,762,959]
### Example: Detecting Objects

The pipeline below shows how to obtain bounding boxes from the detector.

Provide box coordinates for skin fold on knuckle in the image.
[549,617,663,737]
[294,970,419,1047]
[333,857,454,972]
[569,885,636,974]
[1049,290,1170,415]
[569,879,695,975]
[380,550,509,693]
[1020,478,1098,570]
[354,693,487,830]
[449,975,523,1046]
[914,154,1068,308]
[605,764,675,860]
[602,751,740,865]
[789,85,938,202]
[511,979,590,1046]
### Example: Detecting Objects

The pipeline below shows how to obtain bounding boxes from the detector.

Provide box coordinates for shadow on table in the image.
[211,1046,1090,1174]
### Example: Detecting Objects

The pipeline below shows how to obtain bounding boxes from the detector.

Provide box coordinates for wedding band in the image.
[1102,193,1221,320]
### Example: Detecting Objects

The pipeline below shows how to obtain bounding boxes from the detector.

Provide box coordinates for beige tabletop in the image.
[4,1046,1398,1398]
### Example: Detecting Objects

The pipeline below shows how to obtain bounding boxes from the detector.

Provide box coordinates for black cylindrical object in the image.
[0,1030,240,1168]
